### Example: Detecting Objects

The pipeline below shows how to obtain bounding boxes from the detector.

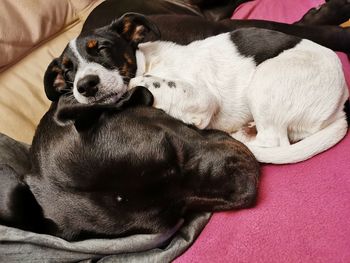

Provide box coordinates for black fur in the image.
[24,87,260,241]
[344,100,350,126]
[230,28,302,65]
[0,165,51,233]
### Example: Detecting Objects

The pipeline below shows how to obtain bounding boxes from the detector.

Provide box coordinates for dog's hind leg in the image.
[219,20,350,54]
[247,124,290,148]
[295,0,350,26]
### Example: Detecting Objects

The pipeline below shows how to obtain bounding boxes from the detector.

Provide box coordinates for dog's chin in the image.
[94,93,120,104]
[72,93,120,104]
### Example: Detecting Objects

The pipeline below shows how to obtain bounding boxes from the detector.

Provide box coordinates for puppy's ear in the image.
[110,13,161,45]
[44,58,67,101]
[55,87,154,131]
[0,165,46,233]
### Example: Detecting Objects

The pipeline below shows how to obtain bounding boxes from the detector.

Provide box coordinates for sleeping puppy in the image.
[44,12,349,164]
[18,87,259,241]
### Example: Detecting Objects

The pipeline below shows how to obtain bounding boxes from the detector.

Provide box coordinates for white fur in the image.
[129,75,217,129]
[129,33,349,164]
[70,39,126,104]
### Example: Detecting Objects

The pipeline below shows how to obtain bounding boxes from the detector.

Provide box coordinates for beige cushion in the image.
[0,0,104,144]
[0,0,78,71]
[341,20,350,27]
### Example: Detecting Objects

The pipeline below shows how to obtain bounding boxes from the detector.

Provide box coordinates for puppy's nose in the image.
[77,75,100,97]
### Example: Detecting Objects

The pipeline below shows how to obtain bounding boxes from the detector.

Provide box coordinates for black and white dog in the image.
[44,8,350,164]
[127,19,349,164]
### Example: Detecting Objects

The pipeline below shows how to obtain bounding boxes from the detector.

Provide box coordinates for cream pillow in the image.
[0,0,103,143]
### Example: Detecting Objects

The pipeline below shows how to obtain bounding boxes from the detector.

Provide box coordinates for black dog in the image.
[1,87,257,241]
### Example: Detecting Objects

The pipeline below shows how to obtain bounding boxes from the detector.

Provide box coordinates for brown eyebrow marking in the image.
[123,18,132,34]
[120,63,129,77]
[124,53,134,65]
[87,39,98,49]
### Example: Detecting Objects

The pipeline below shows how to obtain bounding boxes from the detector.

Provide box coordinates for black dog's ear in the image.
[0,165,46,233]
[182,140,259,212]
[44,58,68,101]
[110,13,161,45]
[55,86,154,131]
[119,86,154,108]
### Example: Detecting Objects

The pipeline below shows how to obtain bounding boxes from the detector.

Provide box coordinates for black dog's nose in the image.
[77,75,100,97]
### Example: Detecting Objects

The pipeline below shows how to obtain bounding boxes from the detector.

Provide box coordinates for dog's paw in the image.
[191,116,204,129]
[182,115,210,129]
[128,76,147,89]
[297,0,350,25]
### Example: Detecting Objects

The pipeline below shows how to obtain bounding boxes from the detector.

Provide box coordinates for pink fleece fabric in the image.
[176,1,350,262]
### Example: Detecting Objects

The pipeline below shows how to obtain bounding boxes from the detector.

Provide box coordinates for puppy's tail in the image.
[247,116,348,164]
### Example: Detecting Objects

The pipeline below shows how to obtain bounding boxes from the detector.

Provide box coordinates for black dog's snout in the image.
[77,75,100,97]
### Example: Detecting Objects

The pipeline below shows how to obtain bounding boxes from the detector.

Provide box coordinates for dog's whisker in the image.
[62,93,77,105]
[60,88,73,92]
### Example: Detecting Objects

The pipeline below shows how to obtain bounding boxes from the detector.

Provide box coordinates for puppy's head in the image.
[44,13,160,103]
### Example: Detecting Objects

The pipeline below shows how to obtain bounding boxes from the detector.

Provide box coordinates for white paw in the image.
[191,116,202,128]
[128,76,146,89]
[186,116,209,129]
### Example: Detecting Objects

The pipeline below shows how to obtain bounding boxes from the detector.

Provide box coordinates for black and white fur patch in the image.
[230,28,301,65]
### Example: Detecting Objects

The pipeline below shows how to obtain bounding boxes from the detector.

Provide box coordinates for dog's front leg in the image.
[129,75,217,129]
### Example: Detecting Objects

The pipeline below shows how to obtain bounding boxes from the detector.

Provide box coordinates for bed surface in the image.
[176,0,350,262]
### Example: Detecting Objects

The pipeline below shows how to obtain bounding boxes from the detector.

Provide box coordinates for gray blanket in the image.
[0,133,210,262]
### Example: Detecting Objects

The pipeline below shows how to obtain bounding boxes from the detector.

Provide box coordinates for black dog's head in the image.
[20,87,259,241]
[44,13,160,103]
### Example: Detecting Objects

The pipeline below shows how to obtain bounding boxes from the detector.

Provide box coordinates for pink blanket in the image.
[176,1,350,262]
